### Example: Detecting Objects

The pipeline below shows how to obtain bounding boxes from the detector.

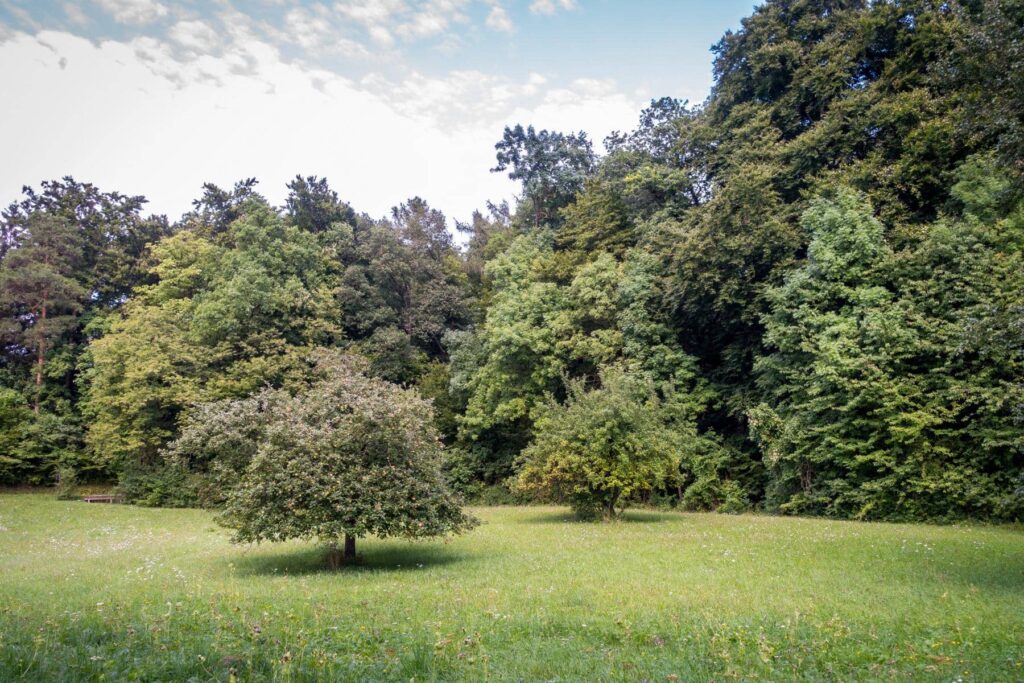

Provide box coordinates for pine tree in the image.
[0,212,85,412]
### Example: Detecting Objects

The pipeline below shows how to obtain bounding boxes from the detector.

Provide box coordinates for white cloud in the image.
[511,79,640,151]
[168,20,218,54]
[257,4,373,58]
[64,3,90,27]
[529,0,577,16]
[283,5,333,50]
[335,0,408,26]
[523,71,546,95]
[398,12,446,38]
[94,0,169,25]
[367,24,394,46]
[361,69,637,143]
[333,1,504,50]
[335,0,405,46]
[396,0,470,40]
[485,4,513,33]
[0,27,640,226]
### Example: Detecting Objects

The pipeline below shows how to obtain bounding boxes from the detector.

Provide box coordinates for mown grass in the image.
[1,493,1022,681]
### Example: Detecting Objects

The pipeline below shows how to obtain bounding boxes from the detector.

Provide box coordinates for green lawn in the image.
[1,494,1022,681]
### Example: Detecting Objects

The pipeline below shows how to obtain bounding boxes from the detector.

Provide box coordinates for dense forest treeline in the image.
[1,0,1021,521]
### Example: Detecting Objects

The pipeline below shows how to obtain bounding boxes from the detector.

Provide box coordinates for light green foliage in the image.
[53,465,78,500]
[516,367,699,519]
[457,233,720,487]
[2,0,1023,526]
[753,189,897,516]
[83,296,214,468]
[84,183,472,496]
[3,496,1024,680]
[168,353,476,556]
[456,232,737,499]
[456,233,570,467]
[83,201,333,470]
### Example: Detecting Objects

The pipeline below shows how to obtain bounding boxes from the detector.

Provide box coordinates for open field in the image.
[1,493,1022,681]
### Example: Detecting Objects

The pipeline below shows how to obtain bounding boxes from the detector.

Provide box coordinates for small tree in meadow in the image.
[515,368,694,519]
[169,354,477,567]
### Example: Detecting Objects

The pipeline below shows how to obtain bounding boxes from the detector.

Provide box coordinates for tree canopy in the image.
[169,353,477,565]
[1,0,1021,523]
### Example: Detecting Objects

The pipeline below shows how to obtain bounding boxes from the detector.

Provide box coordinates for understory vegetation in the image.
[1,0,1023,522]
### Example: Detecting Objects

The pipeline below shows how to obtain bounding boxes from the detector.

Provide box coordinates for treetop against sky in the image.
[0,0,757,224]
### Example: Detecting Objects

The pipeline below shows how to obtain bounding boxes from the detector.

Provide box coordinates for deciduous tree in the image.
[170,353,477,566]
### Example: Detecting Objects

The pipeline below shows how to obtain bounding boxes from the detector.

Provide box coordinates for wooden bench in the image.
[82,494,124,504]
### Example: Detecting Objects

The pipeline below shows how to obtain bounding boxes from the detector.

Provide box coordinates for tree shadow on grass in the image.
[229,542,472,577]
[523,509,676,525]
[926,552,1024,593]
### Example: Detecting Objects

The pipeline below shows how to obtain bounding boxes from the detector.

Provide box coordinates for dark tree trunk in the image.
[33,300,47,414]
[344,534,356,563]
[605,491,621,520]
[325,535,358,569]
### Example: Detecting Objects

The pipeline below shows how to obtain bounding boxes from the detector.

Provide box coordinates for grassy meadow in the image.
[1,492,1022,681]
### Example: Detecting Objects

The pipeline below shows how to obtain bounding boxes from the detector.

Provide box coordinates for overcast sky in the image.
[0,0,756,224]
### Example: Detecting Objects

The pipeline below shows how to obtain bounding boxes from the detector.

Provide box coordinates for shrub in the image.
[516,367,704,520]
[54,466,78,500]
[117,462,204,508]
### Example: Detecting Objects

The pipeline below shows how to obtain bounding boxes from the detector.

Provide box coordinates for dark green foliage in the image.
[2,177,170,307]
[647,0,1003,435]
[0,212,86,413]
[329,196,471,356]
[2,0,1021,525]
[0,180,169,483]
[455,202,514,305]
[0,388,31,483]
[116,460,206,508]
[753,164,1024,520]
[285,175,357,233]
[949,0,1024,170]
[13,411,85,485]
[53,464,77,500]
[492,124,596,228]
[184,178,261,237]
[416,360,462,443]
[358,326,426,385]
[606,97,693,164]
